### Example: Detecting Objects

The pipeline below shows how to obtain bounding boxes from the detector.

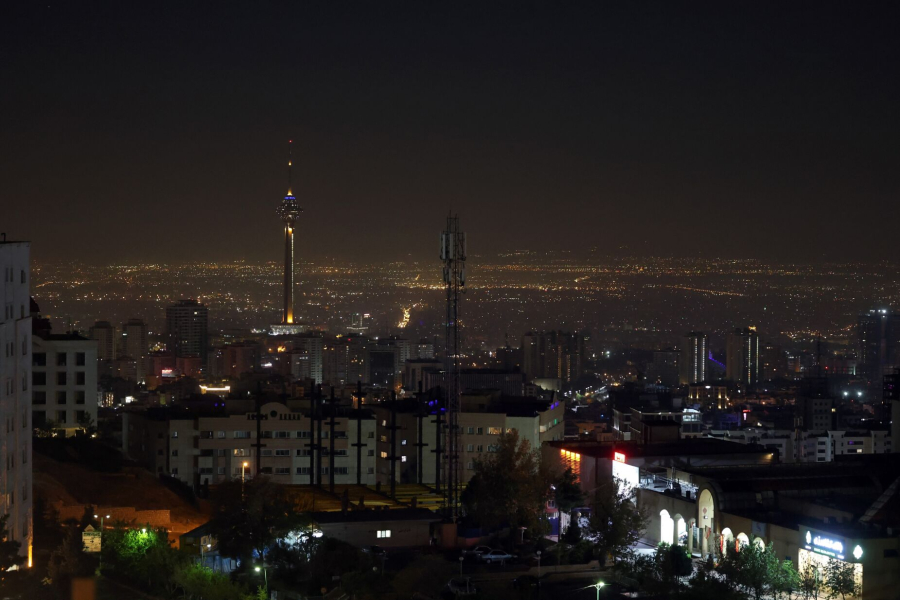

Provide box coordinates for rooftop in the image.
[311,508,438,524]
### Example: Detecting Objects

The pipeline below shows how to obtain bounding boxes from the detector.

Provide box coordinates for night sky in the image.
[2,2,898,263]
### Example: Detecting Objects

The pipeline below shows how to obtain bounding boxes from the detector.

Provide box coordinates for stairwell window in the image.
[377,530,391,539]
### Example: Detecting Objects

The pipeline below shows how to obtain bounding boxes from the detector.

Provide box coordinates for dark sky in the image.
[2,2,898,264]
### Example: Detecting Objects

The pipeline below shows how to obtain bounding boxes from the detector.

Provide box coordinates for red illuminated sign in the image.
[614,452,626,463]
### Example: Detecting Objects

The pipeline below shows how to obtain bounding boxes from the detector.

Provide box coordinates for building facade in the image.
[0,241,32,566]
[32,333,99,434]
[165,299,209,372]
[680,332,708,385]
[123,402,377,488]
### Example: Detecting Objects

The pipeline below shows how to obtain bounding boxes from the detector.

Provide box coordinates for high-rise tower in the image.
[272,141,306,335]
[441,214,466,520]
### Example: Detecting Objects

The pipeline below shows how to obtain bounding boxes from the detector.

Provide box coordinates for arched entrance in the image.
[721,528,734,555]
[753,537,765,550]
[737,533,750,549]
[660,509,674,545]
[675,515,687,546]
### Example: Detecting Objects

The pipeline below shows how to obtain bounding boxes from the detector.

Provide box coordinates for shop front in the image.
[798,525,898,600]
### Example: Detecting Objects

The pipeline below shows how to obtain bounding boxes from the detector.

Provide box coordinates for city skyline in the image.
[2,2,898,264]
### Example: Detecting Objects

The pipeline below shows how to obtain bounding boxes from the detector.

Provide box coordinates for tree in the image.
[554,467,584,541]
[679,559,747,600]
[717,542,797,600]
[798,560,823,600]
[585,478,647,563]
[824,558,860,600]
[616,543,693,597]
[0,515,24,571]
[561,511,582,544]
[47,523,94,594]
[460,431,553,538]
[208,476,308,569]
[172,561,248,600]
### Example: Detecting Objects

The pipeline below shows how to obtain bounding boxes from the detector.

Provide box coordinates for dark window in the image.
[56,391,66,404]
[884,549,899,558]
[75,391,85,405]
[33,391,46,404]
[56,352,67,366]
[32,372,46,386]
[33,353,46,367]
[76,353,86,366]
[57,372,67,385]
[76,372,86,385]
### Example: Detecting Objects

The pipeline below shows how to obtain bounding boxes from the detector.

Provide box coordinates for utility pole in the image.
[388,391,399,500]
[315,384,323,486]
[253,383,265,477]
[329,388,337,493]
[432,389,444,494]
[414,380,428,485]
[352,381,366,486]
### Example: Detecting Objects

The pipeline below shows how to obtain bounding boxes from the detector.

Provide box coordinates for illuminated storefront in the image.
[798,527,863,598]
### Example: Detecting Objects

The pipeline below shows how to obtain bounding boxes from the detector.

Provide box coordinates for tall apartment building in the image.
[370,394,565,486]
[32,332,99,435]
[647,349,679,387]
[88,321,116,361]
[679,332,708,385]
[165,299,209,372]
[121,318,149,383]
[122,401,377,488]
[323,335,368,386]
[0,240,32,565]
[290,334,323,384]
[521,331,584,384]
[726,327,760,388]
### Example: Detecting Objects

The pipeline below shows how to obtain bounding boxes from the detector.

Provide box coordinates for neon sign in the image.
[805,530,848,560]
[614,452,626,463]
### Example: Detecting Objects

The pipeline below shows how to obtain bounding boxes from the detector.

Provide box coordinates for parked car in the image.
[511,575,542,589]
[446,577,478,596]
[363,545,386,557]
[482,549,515,564]
[463,545,492,559]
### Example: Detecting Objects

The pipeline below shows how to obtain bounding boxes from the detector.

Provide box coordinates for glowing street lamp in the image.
[254,564,268,593]
[590,581,605,600]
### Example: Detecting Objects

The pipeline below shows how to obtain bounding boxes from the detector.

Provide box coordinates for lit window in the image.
[377,530,391,538]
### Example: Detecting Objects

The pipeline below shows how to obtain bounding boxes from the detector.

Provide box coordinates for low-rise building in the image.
[123,400,377,488]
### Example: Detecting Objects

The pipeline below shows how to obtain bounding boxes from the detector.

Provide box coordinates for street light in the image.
[93,514,110,573]
[254,565,268,593]
[242,461,249,481]
[459,555,464,576]
[536,550,541,579]
[590,581,605,600]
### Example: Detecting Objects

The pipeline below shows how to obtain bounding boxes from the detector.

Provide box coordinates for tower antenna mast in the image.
[441,214,466,520]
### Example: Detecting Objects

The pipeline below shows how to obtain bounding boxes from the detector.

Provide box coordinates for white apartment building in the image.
[0,240,32,566]
[123,401,377,488]
[709,427,891,463]
[32,333,99,435]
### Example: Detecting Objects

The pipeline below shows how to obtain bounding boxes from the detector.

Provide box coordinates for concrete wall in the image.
[54,502,171,528]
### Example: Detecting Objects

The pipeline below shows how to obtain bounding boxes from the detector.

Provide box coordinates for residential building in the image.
[0,240,32,565]
[122,401,377,488]
[32,332,99,434]
[726,327,760,388]
[121,318,149,383]
[679,332,708,385]
[165,299,209,372]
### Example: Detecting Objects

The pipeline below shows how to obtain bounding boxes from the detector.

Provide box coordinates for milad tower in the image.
[271,140,306,335]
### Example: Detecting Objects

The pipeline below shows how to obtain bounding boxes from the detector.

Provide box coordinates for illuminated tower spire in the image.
[277,140,302,325]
